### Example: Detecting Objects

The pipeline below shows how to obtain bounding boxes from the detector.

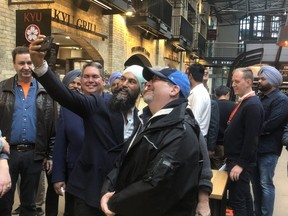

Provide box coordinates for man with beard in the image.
[251,66,288,216]
[100,67,203,216]
[29,36,146,216]
[108,71,121,94]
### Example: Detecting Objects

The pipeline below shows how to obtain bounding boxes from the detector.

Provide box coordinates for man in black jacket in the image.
[0,47,57,216]
[101,67,204,216]
[224,68,264,216]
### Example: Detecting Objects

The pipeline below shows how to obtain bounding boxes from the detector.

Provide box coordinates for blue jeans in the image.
[251,154,279,216]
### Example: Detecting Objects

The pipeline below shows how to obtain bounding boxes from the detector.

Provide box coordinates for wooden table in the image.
[209,170,229,216]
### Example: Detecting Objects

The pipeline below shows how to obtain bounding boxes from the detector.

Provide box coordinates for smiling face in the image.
[143,76,173,104]
[81,66,104,95]
[109,72,140,112]
[143,75,180,114]
[117,72,140,98]
[67,77,81,92]
[232,69,252,97]
[13,53,33,83]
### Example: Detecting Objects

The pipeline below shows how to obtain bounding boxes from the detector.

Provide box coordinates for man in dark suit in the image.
[52,66,108,216]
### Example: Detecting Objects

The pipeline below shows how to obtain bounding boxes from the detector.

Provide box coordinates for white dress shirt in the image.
[188,83,211,136]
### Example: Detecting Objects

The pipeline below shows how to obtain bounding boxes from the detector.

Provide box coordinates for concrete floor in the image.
[274,147,288,216]
[13,147,288,216]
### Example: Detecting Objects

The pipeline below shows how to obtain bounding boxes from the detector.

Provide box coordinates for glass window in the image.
[253,15,265,38]
[239,16,250,41]
[239,15,284,41]
[271,16,281,38]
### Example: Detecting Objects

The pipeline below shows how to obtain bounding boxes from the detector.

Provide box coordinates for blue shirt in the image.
[10,79,37,145]
[258,88,288,155]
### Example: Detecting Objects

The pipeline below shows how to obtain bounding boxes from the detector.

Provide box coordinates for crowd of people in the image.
[0,35,288,216]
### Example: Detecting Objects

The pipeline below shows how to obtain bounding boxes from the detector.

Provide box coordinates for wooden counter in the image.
[210,169,229,200]
[209,169,229,216]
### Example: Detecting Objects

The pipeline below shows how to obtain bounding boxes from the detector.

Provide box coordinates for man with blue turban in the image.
[62,69,82,91]
[252,65,288,216]
[108,72,121,93]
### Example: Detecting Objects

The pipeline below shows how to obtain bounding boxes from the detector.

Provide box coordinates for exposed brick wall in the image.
[0,0,17,79]
[0,0,177,80]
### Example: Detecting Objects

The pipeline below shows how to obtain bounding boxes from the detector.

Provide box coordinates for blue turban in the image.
[258,66,283,87]
[62,69,81,87]
[108,72,122,86]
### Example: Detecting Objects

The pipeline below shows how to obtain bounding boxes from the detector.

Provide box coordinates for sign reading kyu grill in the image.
[16,9,51,46]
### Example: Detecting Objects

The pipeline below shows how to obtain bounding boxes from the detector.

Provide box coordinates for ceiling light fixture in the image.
[277,15,288,47]
[126,0,136,16]
[90,0,112,10]
[138,26,158,37]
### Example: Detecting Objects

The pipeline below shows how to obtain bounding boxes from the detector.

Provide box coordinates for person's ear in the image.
[225,93,230,100]
[246,78,252,86]
[170,85,181,97]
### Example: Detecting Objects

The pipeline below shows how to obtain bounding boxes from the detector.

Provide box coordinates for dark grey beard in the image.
[109,87,139,112]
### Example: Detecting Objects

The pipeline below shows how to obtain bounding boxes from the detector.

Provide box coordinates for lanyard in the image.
[227,92,255,125]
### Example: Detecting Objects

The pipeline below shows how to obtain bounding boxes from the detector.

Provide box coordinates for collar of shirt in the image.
[123,107,135,141]
[259,88,279,99]
[239,91,255,102]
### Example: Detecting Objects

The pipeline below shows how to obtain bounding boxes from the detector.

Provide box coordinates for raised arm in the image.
[29,35,102,118]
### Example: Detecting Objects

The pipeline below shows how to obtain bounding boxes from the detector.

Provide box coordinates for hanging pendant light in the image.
[277,15,288,47]
[126,0,136,17]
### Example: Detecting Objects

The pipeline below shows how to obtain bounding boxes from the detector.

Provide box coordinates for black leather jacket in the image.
[0,76,57,160]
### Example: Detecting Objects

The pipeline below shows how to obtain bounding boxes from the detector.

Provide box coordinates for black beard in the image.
[258,82,272,93]
[109,87,139,112]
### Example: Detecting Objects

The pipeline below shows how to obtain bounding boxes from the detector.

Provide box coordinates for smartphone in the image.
[38,36,54,52]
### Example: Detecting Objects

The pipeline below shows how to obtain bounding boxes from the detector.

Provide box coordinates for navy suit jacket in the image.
[36,68,139,208]
[51,106,84,183]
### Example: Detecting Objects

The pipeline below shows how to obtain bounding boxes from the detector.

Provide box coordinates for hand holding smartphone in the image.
[38,36,54,52]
